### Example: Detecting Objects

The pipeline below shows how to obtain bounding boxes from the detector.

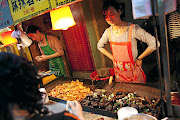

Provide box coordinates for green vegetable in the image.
[114,103,120,106]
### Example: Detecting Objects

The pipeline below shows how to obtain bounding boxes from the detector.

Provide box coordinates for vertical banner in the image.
[8,0,52,25]
[0,0,13,29]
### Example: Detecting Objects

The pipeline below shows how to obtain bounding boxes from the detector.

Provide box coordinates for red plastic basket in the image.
[90,68,114,80]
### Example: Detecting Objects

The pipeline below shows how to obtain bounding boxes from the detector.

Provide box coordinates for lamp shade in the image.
[1,31,18,47]
[50,6,76,30]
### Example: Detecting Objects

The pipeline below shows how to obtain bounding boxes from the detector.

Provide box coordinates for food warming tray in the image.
[42,76,108,91]
[43,77,162,119]
[42,77,103,102]
[42,77,119,118]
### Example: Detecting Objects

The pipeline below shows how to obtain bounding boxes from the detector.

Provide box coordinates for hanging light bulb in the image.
[50,6,76,30]
[1,31,18,47]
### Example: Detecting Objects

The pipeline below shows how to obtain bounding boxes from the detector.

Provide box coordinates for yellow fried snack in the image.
[48,80,91,101]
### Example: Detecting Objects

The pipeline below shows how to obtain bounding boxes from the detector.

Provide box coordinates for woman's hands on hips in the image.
[135,59,142,68]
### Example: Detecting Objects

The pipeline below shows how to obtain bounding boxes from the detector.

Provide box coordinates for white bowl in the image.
[117,107,138,120]
[126,113,158,120]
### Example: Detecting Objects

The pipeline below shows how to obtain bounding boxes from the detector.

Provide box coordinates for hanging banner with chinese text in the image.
[8,0,82,25]
[8,0,52,25]
[0,0,13,29]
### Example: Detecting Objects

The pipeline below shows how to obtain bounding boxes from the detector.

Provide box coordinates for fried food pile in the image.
[48,80,91,101]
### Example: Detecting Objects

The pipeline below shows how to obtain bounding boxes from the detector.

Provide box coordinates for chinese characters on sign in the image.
[55,0,76,7]
[0,0,13,29]
[8,0,52,25]
[8,0,82,25]
[23,6,35,15]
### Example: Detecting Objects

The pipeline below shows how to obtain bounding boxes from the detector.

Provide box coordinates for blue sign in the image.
[0,0,13,29]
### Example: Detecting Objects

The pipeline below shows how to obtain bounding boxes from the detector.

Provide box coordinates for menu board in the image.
[8,0,82,25]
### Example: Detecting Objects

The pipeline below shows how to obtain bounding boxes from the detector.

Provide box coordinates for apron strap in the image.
[45,34,49,44]
[40,34,49,47]
[128,24,133,42]
[108,27,113,50]
[108,27,112,41]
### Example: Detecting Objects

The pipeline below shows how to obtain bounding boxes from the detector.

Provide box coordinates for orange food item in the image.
[49,80,91,101]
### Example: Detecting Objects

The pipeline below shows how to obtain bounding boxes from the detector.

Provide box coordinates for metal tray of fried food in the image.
[42,76,109,92]
[43,77,95,102]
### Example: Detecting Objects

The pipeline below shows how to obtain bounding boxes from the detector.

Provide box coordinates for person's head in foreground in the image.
[0,52,84,120]
[0,52,44,120]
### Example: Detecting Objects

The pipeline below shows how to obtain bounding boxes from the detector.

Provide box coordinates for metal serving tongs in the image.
[106,76,115,93]
[90,74,99,92]
[91,74,99,86]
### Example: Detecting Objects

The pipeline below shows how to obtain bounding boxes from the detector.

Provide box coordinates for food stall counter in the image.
[42,77,162,119]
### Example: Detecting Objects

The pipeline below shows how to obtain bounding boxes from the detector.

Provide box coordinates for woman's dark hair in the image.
[26,25,40,34]
[103,0,121,15]
[0,52,47,120]
[103,0,125,20]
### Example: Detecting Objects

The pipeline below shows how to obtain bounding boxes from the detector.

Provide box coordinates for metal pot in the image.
[171,92,180,117]
[164,92,180,117]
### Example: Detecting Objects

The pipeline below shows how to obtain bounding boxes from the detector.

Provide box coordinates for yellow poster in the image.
[8,0,82,25]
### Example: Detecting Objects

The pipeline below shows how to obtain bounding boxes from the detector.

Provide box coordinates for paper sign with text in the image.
[0,0,13,29]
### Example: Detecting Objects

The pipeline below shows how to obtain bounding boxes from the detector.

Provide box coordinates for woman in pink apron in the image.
[97,0,160,83]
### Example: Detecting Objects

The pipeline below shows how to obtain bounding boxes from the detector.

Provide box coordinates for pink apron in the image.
[108,24,146,83]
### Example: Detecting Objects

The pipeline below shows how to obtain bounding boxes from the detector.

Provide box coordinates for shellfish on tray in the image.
[81,89,160,118]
